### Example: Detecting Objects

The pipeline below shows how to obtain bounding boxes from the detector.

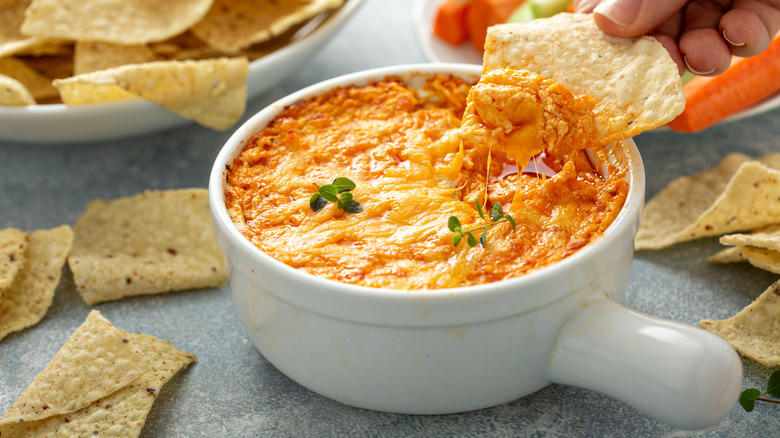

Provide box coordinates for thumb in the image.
[592,0,688,37]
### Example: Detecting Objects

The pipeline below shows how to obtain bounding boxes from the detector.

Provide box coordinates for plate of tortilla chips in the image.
[0,0,365,143]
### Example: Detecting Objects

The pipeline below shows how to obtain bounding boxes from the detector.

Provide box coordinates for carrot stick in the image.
[668,34,780,133]
[433,0,472,46]
[465,0,526,52]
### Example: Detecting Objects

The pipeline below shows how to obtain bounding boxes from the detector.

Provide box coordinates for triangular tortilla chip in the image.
[21,0,214,45]
[700,280,780,367]
[190,0,344,52]
[0,225,73,341]
[0,329,195,438]
[0,310,150,426]
[68,189,226,305]
[53,57,248,130]
[636,153,780,249]
[0,228,26,299]
[482,13,684,145]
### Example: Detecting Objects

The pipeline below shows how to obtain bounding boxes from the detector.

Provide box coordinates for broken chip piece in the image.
[67,189,227,305]
[0,310,195,437]
[636,153,780,250]
[0,225,73,342]
[700,280,780,367]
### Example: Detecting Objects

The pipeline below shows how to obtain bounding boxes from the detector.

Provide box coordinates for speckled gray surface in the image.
[1,0,779,436]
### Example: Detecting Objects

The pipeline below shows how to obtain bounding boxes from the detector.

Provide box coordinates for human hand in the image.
[573,0,780,76]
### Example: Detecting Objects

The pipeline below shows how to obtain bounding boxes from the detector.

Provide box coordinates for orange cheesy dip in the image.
[224,73,629,289]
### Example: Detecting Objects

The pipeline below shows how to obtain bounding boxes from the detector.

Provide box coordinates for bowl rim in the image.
[209,62,645,324]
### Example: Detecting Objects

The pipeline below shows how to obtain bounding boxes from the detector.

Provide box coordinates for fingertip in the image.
[720,9,772,57]
[679,28,732,76]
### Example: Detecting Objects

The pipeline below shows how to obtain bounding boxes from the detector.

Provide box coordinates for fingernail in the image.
[683,55,716,75]
[722,29,746,47]
[594,0,640,27]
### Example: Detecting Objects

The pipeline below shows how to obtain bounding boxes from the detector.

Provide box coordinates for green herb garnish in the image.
[310,177,362,214]
[448,199,516,247]
[740,370,780,412]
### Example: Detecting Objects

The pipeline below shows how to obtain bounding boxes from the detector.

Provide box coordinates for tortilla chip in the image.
[707,247,745,264]
[720,224,780,252]
[736,246,780,275]
[0,311,195,437]
[20,0,214,45]
[0,73,35,106]
[68,189,226,305]
[53,57,248,130]
[700,280,780,367]
[0,228,27,298]
[74,41,159,75]
[0,329,195,438]
[0,57,58,102]
[0,225,73,341]
[482,13,684,145]
[190,0,344,52]
[636,153,780,250]
[0,310,150,426]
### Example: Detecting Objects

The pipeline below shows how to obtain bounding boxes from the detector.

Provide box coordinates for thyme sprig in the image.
[310,177,362,214]
[448,199,516,247]
[740,370,780,412]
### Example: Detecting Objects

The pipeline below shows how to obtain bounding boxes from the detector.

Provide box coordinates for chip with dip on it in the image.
[636,153,780,250]
[460,12,684,171]
[67,189,227,305]
[0,310,195,437]
[53,57,249,130]
[700,280,780,367]
[0,225,73,342]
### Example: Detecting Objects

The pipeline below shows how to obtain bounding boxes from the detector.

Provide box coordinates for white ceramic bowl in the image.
[209,63,743,430]
[0,0,366,144]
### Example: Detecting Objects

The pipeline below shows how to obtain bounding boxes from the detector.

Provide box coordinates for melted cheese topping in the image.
[225,74,628,289]
[459,68,598,170]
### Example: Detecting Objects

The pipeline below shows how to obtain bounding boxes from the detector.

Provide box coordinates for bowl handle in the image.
[547,295,743,430]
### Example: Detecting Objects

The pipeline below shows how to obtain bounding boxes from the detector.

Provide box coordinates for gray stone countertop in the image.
[1,0,778,436]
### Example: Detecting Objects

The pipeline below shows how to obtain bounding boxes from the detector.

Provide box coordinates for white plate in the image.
[0,0,366,144]
[412,0,780,128]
